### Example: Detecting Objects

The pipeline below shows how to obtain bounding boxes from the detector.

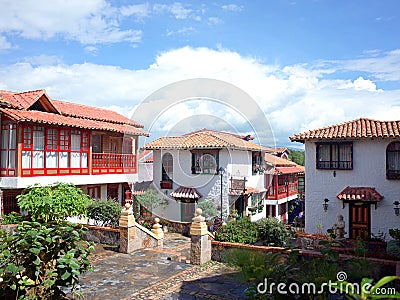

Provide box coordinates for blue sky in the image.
[0,0,400,147]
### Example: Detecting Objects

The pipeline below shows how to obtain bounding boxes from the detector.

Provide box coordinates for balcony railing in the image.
[92,153,137,174]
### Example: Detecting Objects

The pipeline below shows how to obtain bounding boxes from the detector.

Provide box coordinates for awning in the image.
[337,186,383,209]
[229,186,260,196]
[170,186,202,200]
[274,166,305,174]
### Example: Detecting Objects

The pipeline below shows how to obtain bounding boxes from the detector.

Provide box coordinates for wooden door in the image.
[349,203,370,239]
[181,200,195,222]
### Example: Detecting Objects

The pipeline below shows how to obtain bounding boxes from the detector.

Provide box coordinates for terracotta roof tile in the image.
[264,153,297,167]
[52,100,143,128]
[1,108,148,136]
[337,186,383,201]
[290,118,400,142]
[170,186,202,199]
[143,129,268,151]
[0,90,47,109]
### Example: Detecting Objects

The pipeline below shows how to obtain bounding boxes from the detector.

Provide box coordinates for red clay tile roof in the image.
[337,186,383,201]
[1,108,148,136]
[143,129,269,151]
[265,153,297,167]
[0,89,148,136]
[52,100,143,128]
[290,118,400,143]
[170,186,202,199]
[138,150,153,163]
[0,89,48,109]
[274,166,305,175]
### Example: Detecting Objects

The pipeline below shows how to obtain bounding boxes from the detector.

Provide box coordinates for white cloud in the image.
[120,3,150,18]
[166,27,196,37]
[221,4,243,12]
[208,17,223,25]
[0,46,400,146]
[0,35,12,50]
[153,2,193,20]
[0,0,142,45]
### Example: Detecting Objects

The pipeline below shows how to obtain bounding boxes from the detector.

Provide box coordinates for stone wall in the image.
[211,240,398,278]
[0,224,17,235]
[82,225,120,246]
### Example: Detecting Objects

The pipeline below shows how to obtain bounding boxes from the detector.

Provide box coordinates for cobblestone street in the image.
[67,233,248,300]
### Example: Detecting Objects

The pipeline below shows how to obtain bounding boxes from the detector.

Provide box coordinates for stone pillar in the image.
[152,217,164,246]
[119,203,137,254]
[190,208,211,265]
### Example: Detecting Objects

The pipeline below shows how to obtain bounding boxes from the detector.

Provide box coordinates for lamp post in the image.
[218,167,225,220]
[323,198,329,212]
[394,201,400,216]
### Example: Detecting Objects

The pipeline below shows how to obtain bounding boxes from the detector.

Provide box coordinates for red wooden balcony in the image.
[267,183,298,200]
[92,153,137,175]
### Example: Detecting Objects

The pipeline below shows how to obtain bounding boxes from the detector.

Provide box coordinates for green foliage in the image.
[197,200,218,219]
[215,217,258,244]
[87,199,122,227]
[387,240,400,258]
[389,228,400,240]
[1,212,23,224]
[0,220,93,299]
[135,190,166,213]
[288,149,304,166]
[255,217,290,247]
[17,183,92,223]
[224,248,285,283]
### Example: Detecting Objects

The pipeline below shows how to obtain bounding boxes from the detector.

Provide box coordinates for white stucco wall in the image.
[304,139,400,238]
[0,173,138,189]
[152,148,266,221]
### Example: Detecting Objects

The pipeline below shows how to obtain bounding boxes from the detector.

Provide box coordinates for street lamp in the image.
[323,198,329,212]
[218,167,225,220]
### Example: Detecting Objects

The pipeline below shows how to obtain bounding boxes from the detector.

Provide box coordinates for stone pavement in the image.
[67,233,248,300]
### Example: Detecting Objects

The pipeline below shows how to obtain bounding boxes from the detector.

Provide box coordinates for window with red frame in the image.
[0,121,17,174]
[22,125,89,170]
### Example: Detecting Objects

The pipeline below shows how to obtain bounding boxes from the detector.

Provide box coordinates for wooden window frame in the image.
[316,142,353,170]
[21,124,90,176]
[191,150,219,175]
[0,120,17,176]
[386,141,400,179]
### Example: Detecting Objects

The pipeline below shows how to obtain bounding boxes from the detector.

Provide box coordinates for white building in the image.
[290,118,400,239]
[142,129,269,222]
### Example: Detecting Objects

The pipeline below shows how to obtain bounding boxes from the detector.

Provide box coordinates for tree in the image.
[17,183,92,223]
[135,190,166,214]
[288,149,305,166]
[197,200,218,220]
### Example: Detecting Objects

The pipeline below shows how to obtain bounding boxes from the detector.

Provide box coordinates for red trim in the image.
[20,124,90,177]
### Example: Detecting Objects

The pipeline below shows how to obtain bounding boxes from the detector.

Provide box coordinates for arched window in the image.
[387,142,400,179]
[162,153,173,182]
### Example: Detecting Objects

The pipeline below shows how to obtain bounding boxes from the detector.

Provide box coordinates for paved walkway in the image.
[67,233,248,300]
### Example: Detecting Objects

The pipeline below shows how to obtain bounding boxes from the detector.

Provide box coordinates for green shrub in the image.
[87,199,122,227]
[389,228,400,240]
[224,248,285,283]
[256,217,290,247]
[197,200,218,219]
[387,240,400,258]
[17,183,92,223]
[0,220,93,299]
[215,217,258,244]
[1,212,23,224]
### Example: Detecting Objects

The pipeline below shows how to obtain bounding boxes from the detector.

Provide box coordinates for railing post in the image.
[190,208,211,265]
[119,203,136,254]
